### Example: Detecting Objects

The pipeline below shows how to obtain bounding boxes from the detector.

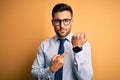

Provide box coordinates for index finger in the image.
[52,54,60,61]
[59,51,68,59]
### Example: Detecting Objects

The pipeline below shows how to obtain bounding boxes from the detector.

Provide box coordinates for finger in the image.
[78,32,83,38]
[59,51,68,59]
[75,32,79,36]
[73,33,78,38]
[83,32,85,38]
[81,32,84,38]
[52,54,60,61]
[83,32,87,40]
[77,32,82,40]
[52,55,56,60]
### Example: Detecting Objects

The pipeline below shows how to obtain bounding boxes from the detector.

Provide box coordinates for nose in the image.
[60,21,64,28]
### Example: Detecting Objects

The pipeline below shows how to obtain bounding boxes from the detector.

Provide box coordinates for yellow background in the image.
[0,0,120,80]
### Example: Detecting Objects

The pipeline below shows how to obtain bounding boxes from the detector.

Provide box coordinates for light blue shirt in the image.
[31,33,93,80]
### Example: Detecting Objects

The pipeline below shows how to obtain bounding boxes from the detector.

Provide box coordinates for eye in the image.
[52,19,61,26]
[53,19,60,23]
[63,19,71,23]
[63,19,70,22]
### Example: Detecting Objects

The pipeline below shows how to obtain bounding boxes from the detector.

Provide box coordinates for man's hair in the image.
[52,3,73,18]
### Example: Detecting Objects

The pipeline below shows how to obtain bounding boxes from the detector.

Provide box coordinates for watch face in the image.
[73,46,82,53]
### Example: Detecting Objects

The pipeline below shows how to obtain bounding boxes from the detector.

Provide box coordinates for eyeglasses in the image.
[52,19,72,26]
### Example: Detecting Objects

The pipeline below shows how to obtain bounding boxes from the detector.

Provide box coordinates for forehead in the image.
[53,11,72,19]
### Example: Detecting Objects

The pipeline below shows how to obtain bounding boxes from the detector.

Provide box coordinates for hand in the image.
[49,51,68,73]
[72,32,87,47]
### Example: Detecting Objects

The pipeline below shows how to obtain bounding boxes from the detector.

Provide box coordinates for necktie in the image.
[55,39,66,80]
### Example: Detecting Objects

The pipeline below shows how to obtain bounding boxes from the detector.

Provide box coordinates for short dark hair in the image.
[52,3,73,18]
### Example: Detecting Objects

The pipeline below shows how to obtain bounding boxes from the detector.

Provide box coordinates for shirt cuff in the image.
[45,67,54,80]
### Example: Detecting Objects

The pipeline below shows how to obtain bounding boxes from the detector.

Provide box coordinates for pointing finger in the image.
[52,54,60,60]
[59,51,68,59]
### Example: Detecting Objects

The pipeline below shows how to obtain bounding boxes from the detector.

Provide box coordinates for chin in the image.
[58,33,68,38]
[55,30,70,38]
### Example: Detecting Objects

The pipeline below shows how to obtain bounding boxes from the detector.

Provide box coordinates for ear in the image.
[51,19,54,26]
[71,18,74,23]
[70,18,74,25]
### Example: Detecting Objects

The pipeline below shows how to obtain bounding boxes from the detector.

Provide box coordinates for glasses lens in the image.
[63,19,71,26]
[53,19,60,26]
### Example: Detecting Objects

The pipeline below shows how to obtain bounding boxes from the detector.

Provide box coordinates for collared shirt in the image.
[31,33,93,80]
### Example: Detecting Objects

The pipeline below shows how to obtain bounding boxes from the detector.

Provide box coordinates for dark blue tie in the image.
[55,39,66,80]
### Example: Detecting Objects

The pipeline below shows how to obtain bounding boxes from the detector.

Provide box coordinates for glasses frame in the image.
[52,18,72,26]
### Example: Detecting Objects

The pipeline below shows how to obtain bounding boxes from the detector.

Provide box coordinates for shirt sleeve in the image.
[73,41,93,80]
[31,43,54,80]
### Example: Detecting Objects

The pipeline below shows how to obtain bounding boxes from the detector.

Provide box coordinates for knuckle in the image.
[56,59,59,62]
[73,35,75,38]
[60,62,64,65]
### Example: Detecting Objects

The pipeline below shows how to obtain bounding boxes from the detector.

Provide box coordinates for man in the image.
[31,3,93,80]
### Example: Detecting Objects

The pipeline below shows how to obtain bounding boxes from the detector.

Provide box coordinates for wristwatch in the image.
[72,46,82,53]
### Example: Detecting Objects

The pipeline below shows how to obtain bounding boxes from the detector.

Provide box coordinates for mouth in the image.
[59,28,66,32]
[59,29,66,33]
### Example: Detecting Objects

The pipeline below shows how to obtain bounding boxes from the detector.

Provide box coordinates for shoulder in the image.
[39,36,56,48]
[42,36,56,44]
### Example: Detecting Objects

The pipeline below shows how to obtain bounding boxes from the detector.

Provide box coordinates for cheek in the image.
[67,25,72,30]
[68,27,71,31]
[54,26,59,31]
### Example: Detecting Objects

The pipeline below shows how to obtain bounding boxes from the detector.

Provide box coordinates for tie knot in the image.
[58,38,66,44]
[58,38,66,54]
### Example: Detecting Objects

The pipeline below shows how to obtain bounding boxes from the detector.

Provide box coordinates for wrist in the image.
[72,46,82,53]
[49,66,55,73]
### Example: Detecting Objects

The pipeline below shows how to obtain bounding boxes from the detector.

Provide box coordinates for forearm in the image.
[31,46,54,80]
[73,54,93,80]
[73,42,93,80]
[31,66,54,80]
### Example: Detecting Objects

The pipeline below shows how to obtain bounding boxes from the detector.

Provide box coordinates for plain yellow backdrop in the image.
[0,0,120,80]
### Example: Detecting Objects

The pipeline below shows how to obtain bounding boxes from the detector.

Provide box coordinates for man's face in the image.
[52,11,73,39]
